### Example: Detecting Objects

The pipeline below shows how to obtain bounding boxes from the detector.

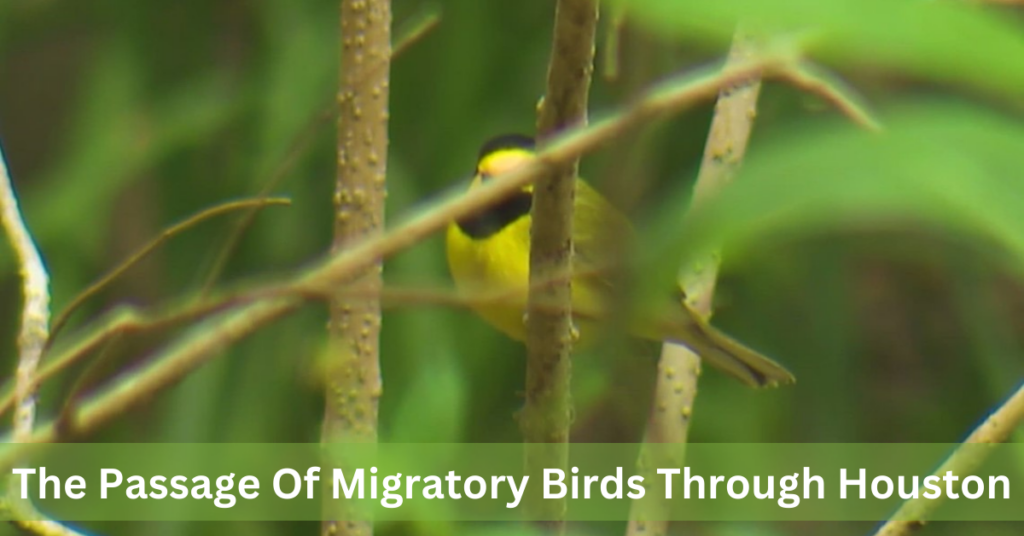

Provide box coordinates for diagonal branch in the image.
[200,11,435,296]
[777,60,882,132]
[52,197,291,341]
[871,382,1024,536]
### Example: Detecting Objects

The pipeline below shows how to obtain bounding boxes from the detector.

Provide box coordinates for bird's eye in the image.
[480,171,493,181]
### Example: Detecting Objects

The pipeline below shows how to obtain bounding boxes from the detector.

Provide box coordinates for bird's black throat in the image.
[455,191,533,239]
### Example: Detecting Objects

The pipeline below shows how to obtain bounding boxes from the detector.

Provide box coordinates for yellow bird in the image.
[445,134,794,387]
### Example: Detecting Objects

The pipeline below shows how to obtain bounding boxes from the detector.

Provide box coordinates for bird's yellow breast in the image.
[446,216,533,340]
[445,206,612,343]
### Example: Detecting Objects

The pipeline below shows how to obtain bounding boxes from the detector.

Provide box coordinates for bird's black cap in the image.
[477,134,535,161]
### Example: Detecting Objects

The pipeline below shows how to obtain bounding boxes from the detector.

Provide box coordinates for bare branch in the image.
[778,60,882,132]
[627,31,764,536]
[871,382,1024,536]
[0,287,277,418]
[200,10,436,296]
[201,109,333,295]
[0,149,48,444]
[392,6,440,58]
[0,141,90,536]
[2,299,296,457]
[52,197,291,341]
[519,0,598,530]
[322,0,391,534]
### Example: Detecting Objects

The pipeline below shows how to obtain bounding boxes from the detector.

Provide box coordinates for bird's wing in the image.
[571,180,634,302]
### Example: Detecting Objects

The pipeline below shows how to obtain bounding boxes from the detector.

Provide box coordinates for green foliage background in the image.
[1,0,1023,535]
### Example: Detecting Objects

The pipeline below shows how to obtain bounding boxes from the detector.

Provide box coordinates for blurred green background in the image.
[1,0,1024,535]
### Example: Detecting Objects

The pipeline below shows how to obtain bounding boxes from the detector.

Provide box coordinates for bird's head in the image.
[474,134,537,191]
[452,134,537,239]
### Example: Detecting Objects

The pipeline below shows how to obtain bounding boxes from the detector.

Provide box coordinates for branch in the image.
[626,30,764,536]
[199,13,435,296]
[778,60,882,132]
[0,141,89,536]
[871,382,1024,536]
[520,0,598,530]
[0,259,604,422]
[0,149,48,445]
[0,287,277,418]
[0,299,296,463]
[52,197,291,340]
[200,107,332,295]
[0,48,790,472]
[322,0,390,534]
[392,6,440,58]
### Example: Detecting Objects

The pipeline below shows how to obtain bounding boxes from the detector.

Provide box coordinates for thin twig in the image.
[0,288,276,418]
[200,9,437,296]
[392,6,440,58]
[626,30,764,536]
[0,259,597,422]
[0,300,297,460]
[0,140,89,535]
[520,0,598,530]
[0,50,790,471]
[778,60,882,132]
[0,259,607,422]
[51,197,291,340]
[200,111,331,295]
[871,382,1024,536]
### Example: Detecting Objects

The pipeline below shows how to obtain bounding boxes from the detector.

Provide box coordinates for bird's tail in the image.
[663,307,796,388]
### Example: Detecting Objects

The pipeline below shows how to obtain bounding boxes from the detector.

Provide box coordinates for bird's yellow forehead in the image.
[477,149,534,177]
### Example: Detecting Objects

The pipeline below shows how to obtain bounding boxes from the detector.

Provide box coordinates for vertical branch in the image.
[0,144,88,536]
[626,31,762,536]
[0,146,48,445]
[322,0,390,535]
[520,0,598,528]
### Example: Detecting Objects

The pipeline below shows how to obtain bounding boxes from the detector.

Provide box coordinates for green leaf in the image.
[638,102,1024,303]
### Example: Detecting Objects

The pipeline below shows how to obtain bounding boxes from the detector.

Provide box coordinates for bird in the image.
[444,133,795,387]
